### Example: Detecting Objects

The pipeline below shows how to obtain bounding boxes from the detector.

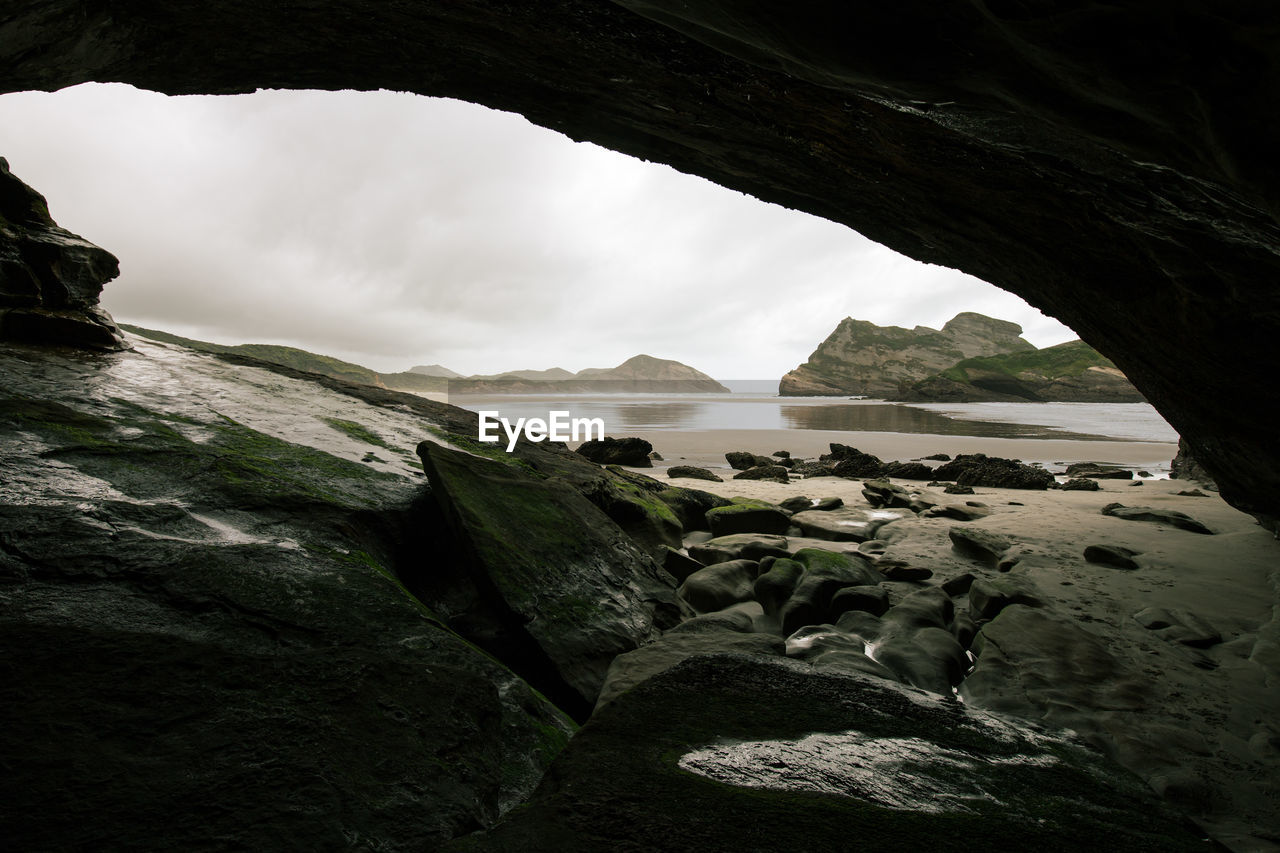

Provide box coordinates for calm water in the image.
[453,390,1178,443]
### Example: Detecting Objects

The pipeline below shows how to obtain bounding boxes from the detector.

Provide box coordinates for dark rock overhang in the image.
[1,1,1278,527]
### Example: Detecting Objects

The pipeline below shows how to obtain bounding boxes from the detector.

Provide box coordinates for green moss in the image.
[119,324,381,385]
[939,340,1115,382]
[424,426,541,476]
[320,416,398,451]
[613,479,681,526]
[727,494,773,507]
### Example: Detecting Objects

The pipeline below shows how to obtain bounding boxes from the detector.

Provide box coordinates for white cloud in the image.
[0,83,1076,378]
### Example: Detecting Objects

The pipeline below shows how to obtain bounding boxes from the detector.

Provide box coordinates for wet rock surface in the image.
[0,338,577,850]
[444,655,1207,853]
[418,441,682,717]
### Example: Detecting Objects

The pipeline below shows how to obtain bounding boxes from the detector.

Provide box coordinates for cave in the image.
[3,2,1277,527]
[2,3,1279,849]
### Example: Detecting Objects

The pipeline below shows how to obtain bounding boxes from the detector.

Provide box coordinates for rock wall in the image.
[2,1,1279,523]
[0,158,123,348]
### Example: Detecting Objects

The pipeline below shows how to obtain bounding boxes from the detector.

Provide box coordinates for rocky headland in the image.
[781,314,1144,403]
[780,312,1033,398]
[897,339,1147,403]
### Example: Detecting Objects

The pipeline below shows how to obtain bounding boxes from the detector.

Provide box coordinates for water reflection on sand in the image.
[453,392,1173,443]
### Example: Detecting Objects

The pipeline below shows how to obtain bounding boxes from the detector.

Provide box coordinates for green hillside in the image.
[119,324,381,386]
[939,339,1117,382]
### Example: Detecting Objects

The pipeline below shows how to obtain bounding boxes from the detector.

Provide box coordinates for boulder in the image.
[753,557,806,623]
[772,450,791,458]
[874,627,968,694]
[584,468,685,560]
[688,533,790,565]
[860,479,913,509]
[575,436,653,466]
[790,460,835,478]
[789,507,887,542]
[943,483,974,495]
[778,495,813,513]
[811,496,844,511]
[705,501,791,536]
[829,584,890,617]
[594,630,785,711]
[661,546,706,583]
[969,576,1042,621]
[1066,462,1134,479]
[1083,544,1141,570]
[1101,503,1214,534]
[875,559,934,582]
[725,450,773,470]
[1061,477,1101,491]
[940,572,977,597]
[878,460,934,480]
[666,465,722,482]
[831,454,884,479]
[732,464,790,483]
[933,454,1055,489]
[678,559,759,614]
[920,502,990,521]
[778,549,884,635]
[420,441,680,715]
[656,486,732,532]
[948,527,1014,568]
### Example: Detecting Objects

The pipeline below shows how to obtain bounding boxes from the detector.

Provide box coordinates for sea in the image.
[451,380,1178,445]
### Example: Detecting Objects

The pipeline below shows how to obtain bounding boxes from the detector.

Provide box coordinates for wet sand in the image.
[635,427,1177,475]
[665,471,1280,848]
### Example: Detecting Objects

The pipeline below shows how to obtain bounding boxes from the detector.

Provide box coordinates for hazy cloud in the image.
[0,84,1075,378]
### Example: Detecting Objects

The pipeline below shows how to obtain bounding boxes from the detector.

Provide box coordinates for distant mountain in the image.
[408,364,461,378]
[120,325,447,395]
[895,339,1146,402]
[449,354,730,394]
[779,312,1034,397]
[467,367,576,381]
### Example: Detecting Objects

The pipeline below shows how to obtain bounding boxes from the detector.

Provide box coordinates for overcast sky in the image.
[0,83,1075,379]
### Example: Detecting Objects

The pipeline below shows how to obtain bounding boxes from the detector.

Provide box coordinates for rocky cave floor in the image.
[1,334,1277,851]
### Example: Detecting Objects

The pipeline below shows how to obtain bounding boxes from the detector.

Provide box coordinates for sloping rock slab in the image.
[420,442,681,714]
[445,655,1206,853]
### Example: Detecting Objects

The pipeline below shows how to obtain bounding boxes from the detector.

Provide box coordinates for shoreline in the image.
[626,427,1178,475]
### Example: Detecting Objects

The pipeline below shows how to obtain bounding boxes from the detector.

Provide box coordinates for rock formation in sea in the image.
[896,339,1147,403]
[779,312,1033,397]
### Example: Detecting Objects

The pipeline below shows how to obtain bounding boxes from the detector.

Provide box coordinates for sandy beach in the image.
[665,470,1280,848]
